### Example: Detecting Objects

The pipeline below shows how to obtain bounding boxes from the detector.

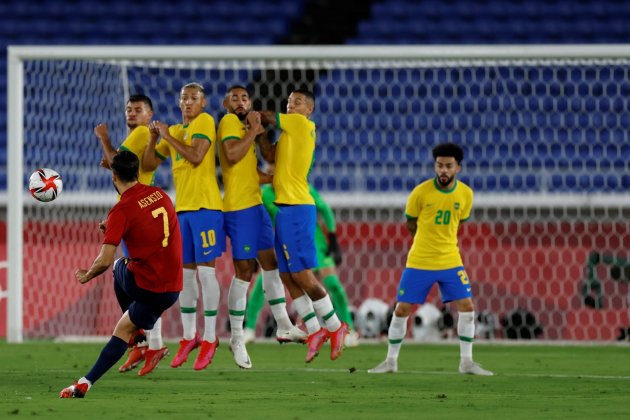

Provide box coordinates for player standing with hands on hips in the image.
[60,151,183,398]
[369,143,493,376]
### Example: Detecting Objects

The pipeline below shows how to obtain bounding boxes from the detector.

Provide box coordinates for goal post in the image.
[6,45,630,343]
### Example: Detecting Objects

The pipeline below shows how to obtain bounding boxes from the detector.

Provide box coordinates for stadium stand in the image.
[3,0,630,192]
[3,0,630,341]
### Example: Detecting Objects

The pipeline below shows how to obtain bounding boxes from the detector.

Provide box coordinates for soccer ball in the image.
[29,168,63,202]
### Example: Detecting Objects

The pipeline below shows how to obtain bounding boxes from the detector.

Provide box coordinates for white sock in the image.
[147,317,163,350]
[292,294,320,334]
[262,269,292,331]
[458,311,475,363]
[228,277,249,341]
[312,295,342,332]
[198,266,220,343]
[180,268,198,340]
[387,315,408,360]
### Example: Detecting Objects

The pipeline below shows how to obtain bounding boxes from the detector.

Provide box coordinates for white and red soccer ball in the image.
[29,168,63,202]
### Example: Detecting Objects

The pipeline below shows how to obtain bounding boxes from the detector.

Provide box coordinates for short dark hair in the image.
[127,94,153,111]
[225,85,250,98]
[432,142,464,164]
[111,151,139,183]
[292,88,315,106]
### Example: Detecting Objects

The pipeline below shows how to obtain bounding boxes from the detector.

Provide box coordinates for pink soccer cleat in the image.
[170,333,201,368]
[328,322,349,360]
[305,328,329,363]
[193,339,219,371]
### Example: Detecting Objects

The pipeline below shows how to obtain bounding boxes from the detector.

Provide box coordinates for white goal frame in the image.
[7,44,630,343]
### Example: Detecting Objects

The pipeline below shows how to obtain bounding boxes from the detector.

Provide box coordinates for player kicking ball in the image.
[369,143,492,376]
[60,151,183,397]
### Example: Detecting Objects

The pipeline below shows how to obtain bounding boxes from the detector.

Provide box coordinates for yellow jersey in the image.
[155,113,222,212]
[273,113,315,205]
[119,125,155,186]
[405,178,473,270]
[217,113,262,211]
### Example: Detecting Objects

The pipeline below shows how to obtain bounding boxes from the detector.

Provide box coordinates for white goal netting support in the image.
[5,45,630,343]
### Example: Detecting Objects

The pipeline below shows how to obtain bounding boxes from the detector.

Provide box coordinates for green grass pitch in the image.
[0,340,628,419]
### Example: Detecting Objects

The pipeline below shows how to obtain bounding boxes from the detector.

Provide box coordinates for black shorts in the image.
[113,258,179,330]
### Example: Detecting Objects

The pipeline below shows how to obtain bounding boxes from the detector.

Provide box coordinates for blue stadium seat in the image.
[4,0,630,196]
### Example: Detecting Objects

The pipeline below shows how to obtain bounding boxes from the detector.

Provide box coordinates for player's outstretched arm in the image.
[259,110,277,127]
[75,244,117,284]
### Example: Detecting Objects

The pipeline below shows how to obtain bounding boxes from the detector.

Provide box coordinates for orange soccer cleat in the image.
[119,345,147,372]
[59,380,89,399]
[138,347,169,376]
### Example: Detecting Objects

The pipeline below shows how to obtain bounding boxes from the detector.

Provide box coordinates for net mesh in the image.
[17,55,630,341]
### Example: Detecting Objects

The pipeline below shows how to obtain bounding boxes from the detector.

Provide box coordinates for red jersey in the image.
[103,183,183,293]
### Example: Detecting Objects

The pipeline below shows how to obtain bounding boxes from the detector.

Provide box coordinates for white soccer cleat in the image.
[229,339,252,369]
[276,325,307,344]
[367,358,398,373]
[459,361,493,376]
[243,328,256,345]
[344,330,360,347]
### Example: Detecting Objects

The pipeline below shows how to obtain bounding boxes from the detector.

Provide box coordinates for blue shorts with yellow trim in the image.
[178,209,226,264]
[274,204,317,273]
[397,266,472,304]
[224,204,274,260]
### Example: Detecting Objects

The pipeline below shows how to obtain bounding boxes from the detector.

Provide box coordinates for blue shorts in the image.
[224,204,274,260]
[178,209,226,264]
[275,204,317,273]
[397,266,472,304]
[113,258,179,330]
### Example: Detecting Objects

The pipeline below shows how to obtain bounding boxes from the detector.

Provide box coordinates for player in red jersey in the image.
[60,151,183,398]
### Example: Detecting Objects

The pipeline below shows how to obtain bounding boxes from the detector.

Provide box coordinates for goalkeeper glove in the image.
[327,232,343,266]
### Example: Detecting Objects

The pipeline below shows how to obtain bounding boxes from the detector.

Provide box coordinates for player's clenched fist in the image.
[94,123,109,140]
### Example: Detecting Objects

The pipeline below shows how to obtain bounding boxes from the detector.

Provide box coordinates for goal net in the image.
[5,46,630,342]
